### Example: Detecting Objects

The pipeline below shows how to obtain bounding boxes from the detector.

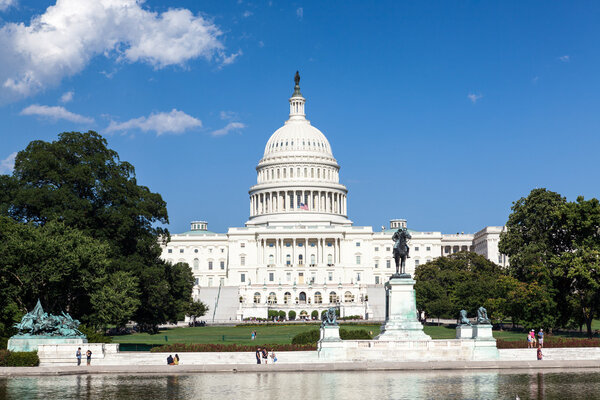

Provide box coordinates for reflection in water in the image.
[2,369,600,400]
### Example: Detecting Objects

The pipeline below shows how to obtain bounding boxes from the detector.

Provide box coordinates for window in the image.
[344,291,354,303]
[220,261,225,270]
[284,292,291,304]
[240,243,245,248]
[310,254,316,265]
[299,292,306,303]
[195,278,199,285]
[298,254,303,265]
[240,256,245,266]
[269,272,274,282]
[375,260,379,268]
[193,258,199,270]
[268,243,274,247]
[329,291,337,303]
[208,277,213,287]
[374,247,379,252]
[314,292,322,303]
[415,260,420,266]
[310,242,316,247]
[268,254,274,265]
[180,249,184,253]
[426,246,431,251]
[208,261,213,270]
[356,272,361,282]
[240,273,246,283]
[285,242,291,247]
[328,272,333,281]
[356,242,360,247]
[168,249,172,254]
[327,254,333,265]
[298,242,303,247]
[327,242,333,247]
[286,272,291,282]
[386,260,391,268]
[209,248,213,253]
[220,278,224,286]
[254,292,261,303]
[386,247,390,252]
[221,249,224,253]
[268,292,277,304]
[356,255,361,264]
[286,254,291,266]
[414,246,419,251]
[375,276,380,284]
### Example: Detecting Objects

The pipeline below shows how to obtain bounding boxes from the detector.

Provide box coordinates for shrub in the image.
[0,337,7,350]
[80,325,112,343]
[0,350,39,366]
[497,337,600,349]
[291,328,373,344]
[288,310,296,320]
[311,310,319,319]
[339,315,363,321]
[278,311,286,319]
[321,310,327,318]
[150,343,316,352]
[267,310,279,319]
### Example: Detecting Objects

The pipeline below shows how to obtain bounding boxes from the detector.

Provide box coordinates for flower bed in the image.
[150,343,317,353]
[497,337,600,349]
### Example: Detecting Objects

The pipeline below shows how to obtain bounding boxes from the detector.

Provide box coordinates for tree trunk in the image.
[586,318,593,338]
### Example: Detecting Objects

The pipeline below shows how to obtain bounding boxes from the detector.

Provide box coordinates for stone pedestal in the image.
[473,324,494,340]
[8,335,87,352]
[456,324,473,339]
[317,325,345,360]
[319,325,341,342]
[375,277,431,341]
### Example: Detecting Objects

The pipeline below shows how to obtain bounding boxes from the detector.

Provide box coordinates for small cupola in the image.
[190,221,208,231]
[390,219,407,229]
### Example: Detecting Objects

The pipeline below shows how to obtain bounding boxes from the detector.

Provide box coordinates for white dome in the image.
[263,120,333,158]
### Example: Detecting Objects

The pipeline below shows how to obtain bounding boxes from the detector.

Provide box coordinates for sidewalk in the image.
[2,359,600,376]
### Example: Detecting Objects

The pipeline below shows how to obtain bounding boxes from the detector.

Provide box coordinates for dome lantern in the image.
[289,71,306,120]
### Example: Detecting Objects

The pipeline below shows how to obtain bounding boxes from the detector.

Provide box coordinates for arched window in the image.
[329,291,337,303]
[284,292,291,304]
[344,291,354,303]
[268,254,274,265]
[314,292,322,304]
[310,254,316,265]
[327,254,333,265]
[253,292,261,303]
[299,292,307,303]
[268,292,277,304]
[298,254,303,265]
[193,258,199,270]
[286,254,291,266]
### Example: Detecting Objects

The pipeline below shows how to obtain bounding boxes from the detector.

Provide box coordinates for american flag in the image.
[299,202,309,210]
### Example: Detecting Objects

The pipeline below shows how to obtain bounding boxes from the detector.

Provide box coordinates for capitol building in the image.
[161,75,508,321]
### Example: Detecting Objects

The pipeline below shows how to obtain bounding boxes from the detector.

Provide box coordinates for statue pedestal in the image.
[317,325,344,360]
[319,325,341,342]
[8,335,87,352]
[456,325,473,339]
[375,277,431,341]
[473,324,494,340]
[471,324,499,360]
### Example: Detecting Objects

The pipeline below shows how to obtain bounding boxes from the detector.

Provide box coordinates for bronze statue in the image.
[458,310,472,326]
[294,71,300,86]
[476,306,491,324]
[321,307,338,327]
[13,299,85,337]
[392,227,411,277]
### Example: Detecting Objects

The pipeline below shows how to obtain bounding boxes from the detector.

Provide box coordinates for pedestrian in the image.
[86,349,92,366]
[255,347,262,364]
[76,347,82,366]
[167,354,174,365]
[261,347,268,365]
[270,349,277,363]
[174,354,180,365]
[527,333,532,348]
[251,330,255,340]
[538,329,544,348]
[537,345,543,360]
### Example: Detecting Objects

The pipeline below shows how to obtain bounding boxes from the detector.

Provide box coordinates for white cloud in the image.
[0,0,15,11]
[467,93,483,103]
[0,152,17,174]
[220,110,238,120]
[559,55,570,62]
[0,0,230,100]
[242,10,252,18]
[105,109,202,136]
[60,90,74,103]
[296,7,303,19]
[211,121,246,137]
[20,104,94,124]
[220,50,242,67]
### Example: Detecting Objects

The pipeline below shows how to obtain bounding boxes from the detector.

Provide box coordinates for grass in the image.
[112,324,382,346]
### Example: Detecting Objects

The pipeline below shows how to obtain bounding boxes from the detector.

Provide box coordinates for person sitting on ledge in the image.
[167,354,174,365]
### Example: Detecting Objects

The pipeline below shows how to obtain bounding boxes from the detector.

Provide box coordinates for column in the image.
[292,238,296,267]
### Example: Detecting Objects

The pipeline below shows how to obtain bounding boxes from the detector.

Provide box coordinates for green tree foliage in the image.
[415,252,505,320]
[0,131,194,332]
[90,271,141,329]
[186,300,208,324]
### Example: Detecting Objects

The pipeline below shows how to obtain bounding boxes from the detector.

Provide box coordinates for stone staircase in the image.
[196,286,239,322]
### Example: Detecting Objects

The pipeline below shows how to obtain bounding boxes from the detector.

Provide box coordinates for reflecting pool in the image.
[2,369,600,400]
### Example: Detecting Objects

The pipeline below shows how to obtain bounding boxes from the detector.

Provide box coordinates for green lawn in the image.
[112,324,382,346]
[112,321,600,347]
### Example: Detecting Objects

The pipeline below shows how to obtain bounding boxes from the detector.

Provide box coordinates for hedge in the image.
[0,350,39,367]
[150,343,316,352]
[291,328,372,344]
[497,337,600,349]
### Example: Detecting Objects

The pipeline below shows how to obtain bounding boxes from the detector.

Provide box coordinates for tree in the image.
[89,271,141,329]
[415,252,505,320]
[0,216,110,335]
[0,131,194,330]
[288,310,296,320]
[186,300,208,324]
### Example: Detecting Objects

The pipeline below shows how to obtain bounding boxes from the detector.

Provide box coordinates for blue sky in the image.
[1,1,599,234]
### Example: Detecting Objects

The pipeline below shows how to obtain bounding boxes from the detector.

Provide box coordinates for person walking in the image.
[537,345,543,360]
[262,347,268,365]
[255,347,262,364]
[86,349,92,366]
[538,329,544,348]
[76,348,82,366]
[251,330,255,340]
[527,332,532,348]
[270,349,277,363]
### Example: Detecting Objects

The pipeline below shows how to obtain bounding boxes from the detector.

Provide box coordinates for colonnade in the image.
[250,190,347,216]
[256,237,342,267]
